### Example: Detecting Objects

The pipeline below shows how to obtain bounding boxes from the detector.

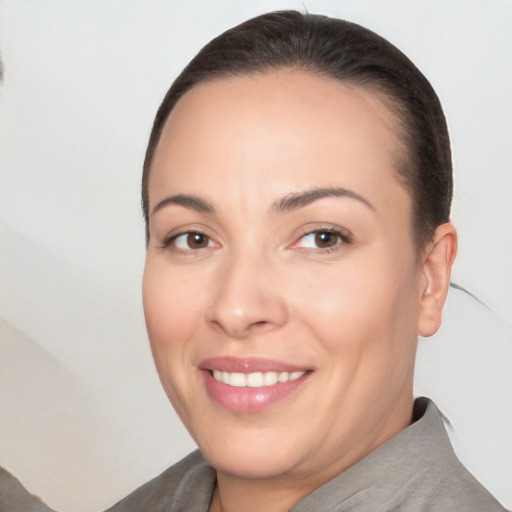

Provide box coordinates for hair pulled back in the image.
[142,10,452,248]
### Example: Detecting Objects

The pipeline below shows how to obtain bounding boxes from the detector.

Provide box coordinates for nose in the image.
[205,252,289,339]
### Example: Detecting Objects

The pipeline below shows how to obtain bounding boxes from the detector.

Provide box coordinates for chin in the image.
[198,437,303,480]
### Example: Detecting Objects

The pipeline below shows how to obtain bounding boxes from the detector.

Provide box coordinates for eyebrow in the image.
[150,187,374,217]
[273,187,375,213]
[151,194,216,216]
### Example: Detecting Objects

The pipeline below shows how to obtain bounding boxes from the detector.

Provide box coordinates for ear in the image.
[418,222,457,338]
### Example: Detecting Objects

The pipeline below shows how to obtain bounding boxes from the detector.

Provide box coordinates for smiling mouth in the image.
[202,360,312,413]
[211,370,306,388]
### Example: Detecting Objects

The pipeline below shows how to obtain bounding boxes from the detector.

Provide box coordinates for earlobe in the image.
[418,222,457,338]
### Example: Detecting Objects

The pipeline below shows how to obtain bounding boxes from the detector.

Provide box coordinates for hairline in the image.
[143,66,426,248]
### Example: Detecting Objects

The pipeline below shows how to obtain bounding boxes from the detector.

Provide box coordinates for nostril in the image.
[248,320,272,332]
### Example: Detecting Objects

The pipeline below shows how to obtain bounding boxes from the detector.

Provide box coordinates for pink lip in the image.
[199,357,312,414]
[200,356,307,373]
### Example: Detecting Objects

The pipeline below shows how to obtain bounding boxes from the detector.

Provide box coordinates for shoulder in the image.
[0,466,56,512]
[105,450,215,512]
[430,473,506,511]
[395,460,508,511]
[294,398,508,512]
[394,398,507,511]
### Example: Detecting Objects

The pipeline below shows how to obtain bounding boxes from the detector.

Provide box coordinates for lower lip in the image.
[202,371,310,414]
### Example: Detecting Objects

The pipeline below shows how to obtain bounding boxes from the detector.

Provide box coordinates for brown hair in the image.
[142,10,452,248]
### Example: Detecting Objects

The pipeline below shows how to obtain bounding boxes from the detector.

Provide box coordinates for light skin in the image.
[143,70,457,512]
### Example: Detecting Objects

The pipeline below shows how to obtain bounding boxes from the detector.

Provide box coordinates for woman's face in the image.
[143,71,430,486]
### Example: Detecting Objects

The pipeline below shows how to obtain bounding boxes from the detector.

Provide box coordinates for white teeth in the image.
[278,371,289,383]
[263,371,278,386]
[230,372,246,387]
[246,372,264,388]
[212,370,305,387]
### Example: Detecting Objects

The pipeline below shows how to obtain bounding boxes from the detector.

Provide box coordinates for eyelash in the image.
[161,230,214,251]
[159,227,352,254]
[294,227,352,253]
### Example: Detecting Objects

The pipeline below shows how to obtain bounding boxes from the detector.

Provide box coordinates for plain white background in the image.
[0,1,511,510]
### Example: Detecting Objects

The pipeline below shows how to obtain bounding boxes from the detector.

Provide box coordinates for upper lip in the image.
[199,356,310,373]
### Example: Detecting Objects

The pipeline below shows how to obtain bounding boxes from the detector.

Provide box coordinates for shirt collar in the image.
[171,398,452,512]
[291,397,453,511]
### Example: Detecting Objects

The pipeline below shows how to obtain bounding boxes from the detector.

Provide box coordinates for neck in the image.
[207,394,415,512]
[209,472,314,512]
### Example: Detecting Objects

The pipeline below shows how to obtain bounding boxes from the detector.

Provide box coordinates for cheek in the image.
[288,253,421,361]
[143,257,200,338]
[142,260,215,434]
[142,259,202,392]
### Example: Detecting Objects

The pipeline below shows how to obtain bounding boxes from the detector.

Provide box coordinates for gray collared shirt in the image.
[105,397,507,511]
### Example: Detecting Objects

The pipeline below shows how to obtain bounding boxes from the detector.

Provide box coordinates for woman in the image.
[0,9,506,512]
[105,10,505,512]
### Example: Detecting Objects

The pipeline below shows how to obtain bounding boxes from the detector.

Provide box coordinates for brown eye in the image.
[314,231,338,248]
[186,233,209,248]
[171,232,212,250]
[296,229,349,251]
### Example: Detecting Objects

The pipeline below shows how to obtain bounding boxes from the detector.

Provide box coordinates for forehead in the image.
[159,70,404,154]
[149,70,410,217]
